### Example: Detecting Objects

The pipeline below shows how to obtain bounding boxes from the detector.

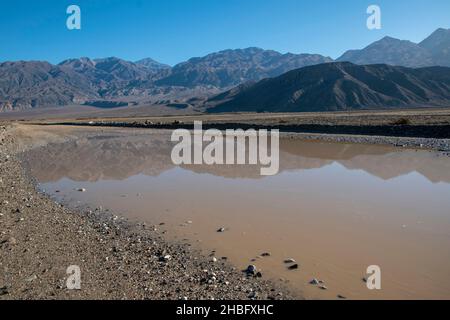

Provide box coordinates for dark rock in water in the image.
[246,265,257,275]
[288,264,299,270]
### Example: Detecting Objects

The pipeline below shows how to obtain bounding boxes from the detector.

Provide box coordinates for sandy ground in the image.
[0,123,294,300]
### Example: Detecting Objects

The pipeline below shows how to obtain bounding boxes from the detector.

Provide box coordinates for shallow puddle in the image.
[26,129,450,299]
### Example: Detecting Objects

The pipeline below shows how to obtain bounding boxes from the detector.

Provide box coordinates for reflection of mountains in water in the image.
[26,134,450,184]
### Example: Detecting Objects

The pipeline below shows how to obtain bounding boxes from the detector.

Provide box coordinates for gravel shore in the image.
[0,123,295,300]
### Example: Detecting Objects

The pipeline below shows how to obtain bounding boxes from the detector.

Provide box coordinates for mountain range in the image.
[1,28,449,113]
[205,62,450,113]
[155,48,332,88]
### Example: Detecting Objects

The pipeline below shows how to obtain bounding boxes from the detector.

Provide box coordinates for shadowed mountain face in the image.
[205,62,450,113]
[338,28,450,67]
[25,132,450,184]
[155,48,333,88]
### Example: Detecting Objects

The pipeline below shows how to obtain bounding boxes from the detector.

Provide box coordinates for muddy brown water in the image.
[25,129,450,300]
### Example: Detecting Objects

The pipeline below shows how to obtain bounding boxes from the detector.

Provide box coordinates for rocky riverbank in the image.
[0,123,295,300]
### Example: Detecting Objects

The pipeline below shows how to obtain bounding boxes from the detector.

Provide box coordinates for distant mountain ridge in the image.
[338,28,450,67]
[419,28,450,67]
[156,47,333,88]
[0,61,98,111]
[205,62,450,113]
[1,28,450,112]
[135,58,171,71]
[0,49,333,111]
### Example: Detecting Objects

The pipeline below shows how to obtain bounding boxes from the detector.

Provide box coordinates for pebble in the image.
[217,227,226,233]
[211,257,218,263]
[25,275,37,282]
[284,258,296,263]
[337,294,347,299]
[319,285,328,290]
[288,264,299,270]
[309,278,320,285]
[159,255,171,262]
[261,252,271,257]
[0,286,8,296]
[248,291,258,299]
[77,188,86,192]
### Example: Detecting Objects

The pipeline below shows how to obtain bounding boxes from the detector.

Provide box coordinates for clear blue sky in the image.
[1,0,449,66]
